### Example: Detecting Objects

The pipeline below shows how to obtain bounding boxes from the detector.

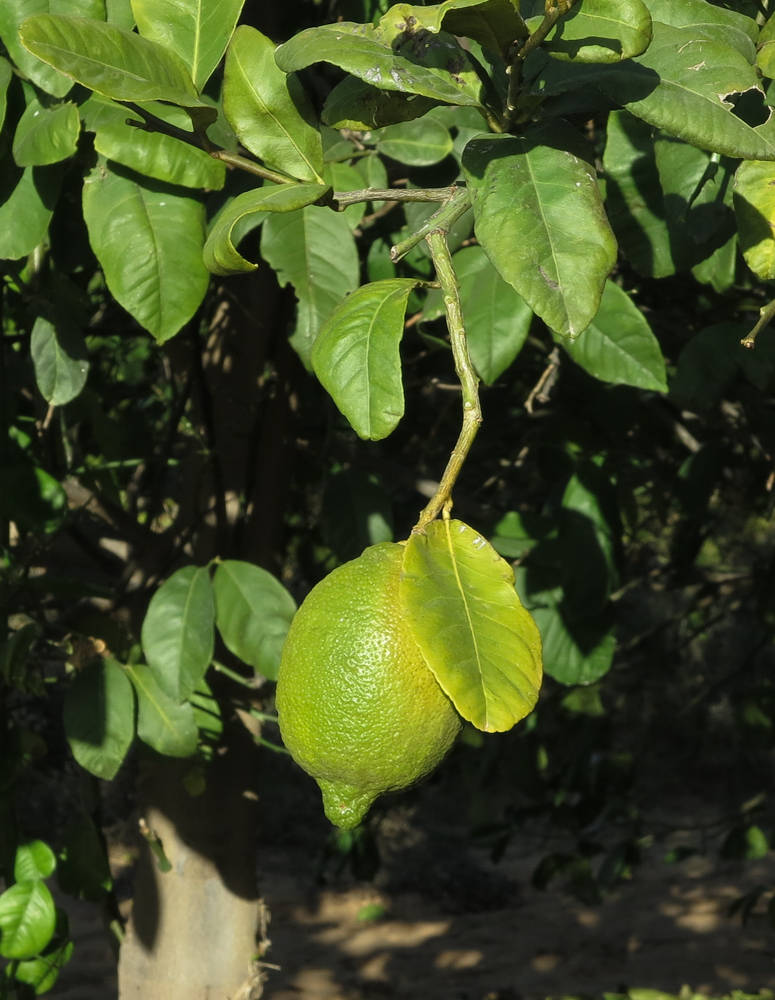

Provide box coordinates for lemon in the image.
[276,541,462,829]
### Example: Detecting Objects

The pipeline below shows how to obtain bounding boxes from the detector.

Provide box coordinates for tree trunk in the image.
[118,728,262,1000]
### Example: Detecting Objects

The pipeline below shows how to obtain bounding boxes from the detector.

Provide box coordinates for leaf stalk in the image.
[414,230,482,530]
[742,295,775,349]
[390,186,471,262]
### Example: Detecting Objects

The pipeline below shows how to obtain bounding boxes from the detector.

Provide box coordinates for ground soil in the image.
[49,798,775,1000]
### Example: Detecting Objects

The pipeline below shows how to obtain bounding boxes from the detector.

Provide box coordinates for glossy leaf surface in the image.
[0,880,56,960]
[463,123,617,338]
[223,26,323,182]
[30,316,89,406]
[261,205,359,367]
[80,94,225,189]
[82,162,209,342]
[371,117,452,166]
[523,0,652,63]
[126,665,199,757]
[312,279,419,440]
[12,98,79,166]
[213,560,296,680]
[276,19,484,108]
[141,565,215,702]
[0,0,90,97]
[400,518,543,733]
[131,0,244,90]
[63,658,135,780]
[13,940,73,994]
[20,14,203,105]
[556,280,667,391]
[203,182,329,276]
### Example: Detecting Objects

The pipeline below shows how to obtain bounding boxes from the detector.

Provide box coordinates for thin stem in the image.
[414,230,482,530]
[505,0,581,124]
[122,103,295,185]
[335,186,454,208]
[741,296,775,348]
[390,186,471,262]
[212,659,261,689]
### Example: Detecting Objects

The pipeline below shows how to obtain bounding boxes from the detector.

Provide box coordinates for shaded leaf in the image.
[12,98,79,166]
[321,469,394,564]
[82,161,209,342]
[131,0,244,91]
[0,880,56,960]
[312,279,419,440]
[203,182,330,276]
[63,658,135,780]
[276,19,484,108]
[463,122,617,338]
[556,280,666,391]
[58,817,113,902]
[0,57,11,133]
[30,315,89,406]
[524,0,652,64]
[20,13,203,105]
[223,25,323,183]
[13,939,73,994]
[735,158,775,280]
[80,93,225,189]
[323,76,438,131]
[0,462,67,535]
[261,205,360,367]
[213,560,296,681]
[141,565,215,702]
[0,162,62,261]
[126,665,199,757]
[370,117,452,166]
[400,518,543,733]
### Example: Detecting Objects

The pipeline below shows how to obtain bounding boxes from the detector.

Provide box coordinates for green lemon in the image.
[276,541,462,829]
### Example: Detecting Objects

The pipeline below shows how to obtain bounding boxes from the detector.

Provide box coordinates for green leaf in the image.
[0,162,61,261]
[203,182,330,276]
[14,842,56,882]
[400,518,543,733]
[735,158,775,280]
[602,23,775,159]
[321,469,394,564]
[0,57,12,133]
[0,1,87,98]
[556,280,666,391]
[261,205,360,368]
[463,122,617,338]
[670,323,742,410]
[80,94,225,190]
[275,19,485,108]
[312,278,419,440]
[106,0,134,29]
[0,462,67,534]
[0,880,56,960]
[19,14,204,105]
[14,939,73,994]
[82,161,209,342]
[602,110,674,278]
[516,571,616,685]
[223,25,323,183]
[323,161,365,230]
[212,561,296,681]
[721,823,770,860]
[455,245,533,384]
[370,117,452,166]
[642,0,758,57]
[131,0,244,91]
[323,77,438,131]
[757,14,775,80]
[126,664,199,757]
[141,565,215,702]
[30,315,89,406]
[189,679,222,743]
[12,97,79,167]
[560,463,619,615]
[525,0,652,64]
[63,658,135,780]
[406,0,528,60]
[58,817,113,902]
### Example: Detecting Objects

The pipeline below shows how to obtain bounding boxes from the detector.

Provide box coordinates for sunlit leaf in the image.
[0,880,56,960]
[400,518,543,732]
[126,664,199,757]
[12,97,79,166]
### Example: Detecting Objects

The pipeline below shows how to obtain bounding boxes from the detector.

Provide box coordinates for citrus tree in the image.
[4,0,775,997]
